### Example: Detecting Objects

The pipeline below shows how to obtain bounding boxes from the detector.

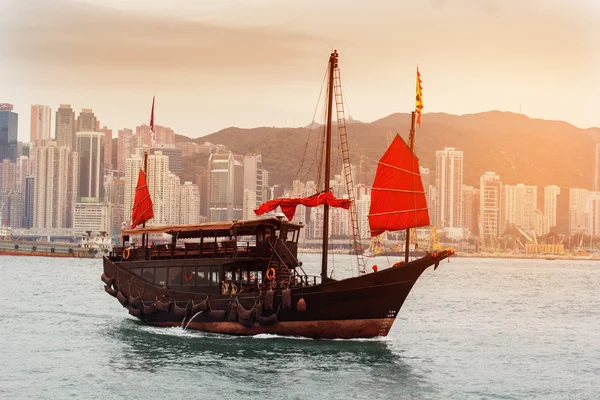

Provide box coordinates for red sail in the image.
[368,134,430,237]
[131,169,154,229]
[254,191,350,221]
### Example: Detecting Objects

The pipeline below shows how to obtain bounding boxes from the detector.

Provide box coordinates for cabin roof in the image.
[121,218,302,239]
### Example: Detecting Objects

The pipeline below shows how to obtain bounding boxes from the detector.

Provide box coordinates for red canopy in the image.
[131,169,154,229]
[368,134,430,237]
[254,191,350,221]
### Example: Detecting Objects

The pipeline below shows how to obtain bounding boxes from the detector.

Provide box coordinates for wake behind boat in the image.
[101,51,454,339]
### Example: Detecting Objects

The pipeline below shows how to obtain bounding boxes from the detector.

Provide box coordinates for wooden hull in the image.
[102,250,453,339]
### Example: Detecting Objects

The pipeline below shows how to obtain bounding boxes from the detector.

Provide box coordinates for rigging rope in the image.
[290,63,330,195]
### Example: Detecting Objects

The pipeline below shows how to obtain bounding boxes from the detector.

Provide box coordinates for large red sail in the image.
[131,169,154,229]
[368,134,430,237]
[254,191,350,221]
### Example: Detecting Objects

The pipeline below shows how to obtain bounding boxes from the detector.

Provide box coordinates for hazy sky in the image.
[1,0,599,140]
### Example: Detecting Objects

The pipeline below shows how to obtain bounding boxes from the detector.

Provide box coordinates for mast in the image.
[321,50,337,279]
[404,111,416,263]
[142,151,148,252]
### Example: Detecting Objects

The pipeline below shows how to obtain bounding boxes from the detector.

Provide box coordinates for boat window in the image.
[197,267,210,286]
[280,229,289,242]
[155,267,167,287]
[211,269,219,285]
[225,270,233,281]
[142,268,154,282]
[131,268,142,277]
[242,269,250,283]
[182,266,195,286]
[169,267,182,286]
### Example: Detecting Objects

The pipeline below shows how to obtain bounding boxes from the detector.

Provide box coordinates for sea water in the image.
[1,255,598,399]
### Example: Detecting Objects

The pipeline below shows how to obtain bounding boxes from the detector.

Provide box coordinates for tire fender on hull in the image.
[116,291,128,307]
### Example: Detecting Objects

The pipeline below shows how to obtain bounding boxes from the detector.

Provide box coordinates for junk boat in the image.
[101,51,454,339]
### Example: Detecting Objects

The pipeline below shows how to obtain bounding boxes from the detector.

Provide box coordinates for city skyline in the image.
[2,0,599,139]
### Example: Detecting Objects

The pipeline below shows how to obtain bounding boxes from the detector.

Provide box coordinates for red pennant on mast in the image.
[150,95,155,132]
[131,169,154,229]
[149,96,155,146]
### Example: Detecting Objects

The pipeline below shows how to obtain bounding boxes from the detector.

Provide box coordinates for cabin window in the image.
[211,269,219,285]
[169,267,182,286]
[155,267,167,287]
[242,269,250,283]
[197,267,210,286]
[142,268,154,282]
[225,270,233,281]
[182,266,195,286]
[131,268,142,277]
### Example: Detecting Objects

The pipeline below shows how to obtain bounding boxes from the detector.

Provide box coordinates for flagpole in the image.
[405,65,422,263]
[405,111,416,263]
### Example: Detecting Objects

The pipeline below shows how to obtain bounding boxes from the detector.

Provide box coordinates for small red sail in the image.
[254,191,350,221]
[131,169,154,229]
[368,134,430,237]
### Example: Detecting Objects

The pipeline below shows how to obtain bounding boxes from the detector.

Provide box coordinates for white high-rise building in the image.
[124,151,181,227]
[242,188,257,221]
[30,105,52,143]
[146,151,170,226]
[123,153,143,226]
[208,152,244,222]
[32,142,78,228]
[594,144,600,192]
[356,198,371,239]
[16,156,33,194]
[243,154,264,210]
[543,185,561,234]
[435,147,463,228]
[180,181,200,224]
[569,188,589,235]
[480,172,502,241]
[503,184,537,231]
[165,173,181,225]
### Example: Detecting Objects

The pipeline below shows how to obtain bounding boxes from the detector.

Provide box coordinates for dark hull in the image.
[102,250,453,339]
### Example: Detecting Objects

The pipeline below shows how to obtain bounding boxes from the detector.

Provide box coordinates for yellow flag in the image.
[415,66,423,127]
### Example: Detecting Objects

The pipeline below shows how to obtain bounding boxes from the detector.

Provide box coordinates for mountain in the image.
[176,111,598,191]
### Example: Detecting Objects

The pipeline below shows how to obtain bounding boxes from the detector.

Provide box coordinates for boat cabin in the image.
[110,218,312,294]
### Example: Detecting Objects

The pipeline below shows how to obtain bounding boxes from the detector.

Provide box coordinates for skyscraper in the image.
[117,128,144,175]
[100,126,113,170]
[243,154,264,209]
[569,188,589,235]
[503,184,538,231]
[30,105,52,143]
[76,109,98,133]
[594,143,600,192]
[0,103,18,162]
[32,142,78,228]
[55,104,76,149]
[180,181,200,224]
[543,185,561,234]
[435,147,464,228]
[77,132,104,202]
[23,176,34,228]
[480,172,502,242]
[207,152,244,222]
[150,144,183,175]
